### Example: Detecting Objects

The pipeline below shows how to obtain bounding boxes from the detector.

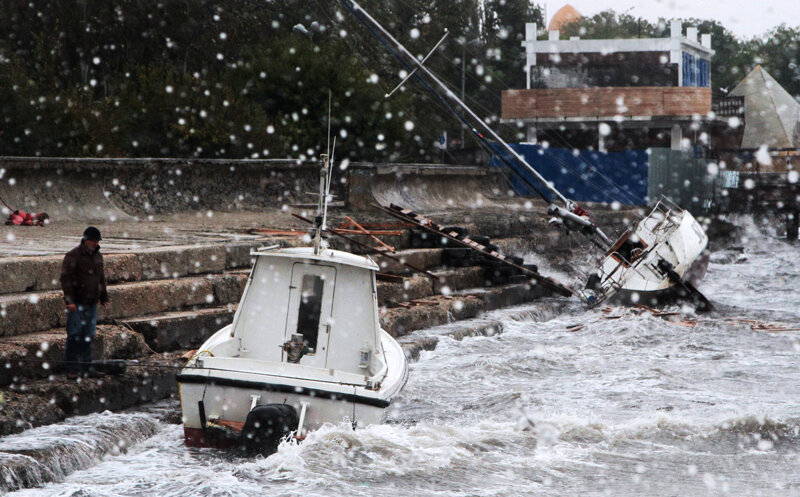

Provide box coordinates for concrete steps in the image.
[110,266,490,353]
[0,273,249,337]
[379,281,553,337]
[0,353,182,437]
[0,325,155,386]
[0,241,264,295]
[0,246,450,338]
[121,306,237,352]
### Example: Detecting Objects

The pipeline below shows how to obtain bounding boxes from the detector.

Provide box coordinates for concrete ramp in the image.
[349,164,509,212]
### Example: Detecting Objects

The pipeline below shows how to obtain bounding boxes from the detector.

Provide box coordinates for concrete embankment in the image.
[0,158,506,221]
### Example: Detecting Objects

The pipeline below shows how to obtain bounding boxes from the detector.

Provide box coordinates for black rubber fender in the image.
[241,404,299,455]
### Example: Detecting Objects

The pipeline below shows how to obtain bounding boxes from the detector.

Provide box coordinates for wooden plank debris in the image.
[375,203,574,297]
[597,306,798,333]
[291,213,440,281]
[345,216,396,252]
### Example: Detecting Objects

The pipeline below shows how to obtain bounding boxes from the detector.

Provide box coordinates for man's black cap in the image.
[83,226,102,241]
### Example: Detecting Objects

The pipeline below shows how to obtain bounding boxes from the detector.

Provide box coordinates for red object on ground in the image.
[5,210,49,226]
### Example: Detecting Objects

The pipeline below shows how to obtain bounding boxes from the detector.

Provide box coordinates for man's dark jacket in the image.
[60,242,109,306]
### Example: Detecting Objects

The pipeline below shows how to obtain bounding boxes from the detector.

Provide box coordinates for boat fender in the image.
[241,404,300,455]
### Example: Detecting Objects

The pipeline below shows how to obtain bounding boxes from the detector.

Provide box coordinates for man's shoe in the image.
[87,370,106,378]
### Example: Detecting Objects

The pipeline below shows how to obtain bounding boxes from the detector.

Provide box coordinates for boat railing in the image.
[646,199,683,235]
[606,251,654,284]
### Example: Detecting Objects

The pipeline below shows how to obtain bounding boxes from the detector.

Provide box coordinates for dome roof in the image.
[548,4,582,32]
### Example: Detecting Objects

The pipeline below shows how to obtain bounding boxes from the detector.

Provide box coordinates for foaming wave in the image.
[0,412,162,493]
[236,420,535,483]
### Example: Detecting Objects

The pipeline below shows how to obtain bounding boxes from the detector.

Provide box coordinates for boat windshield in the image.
[296,274,325,350]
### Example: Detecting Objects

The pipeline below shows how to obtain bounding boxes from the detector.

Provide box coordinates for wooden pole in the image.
[374,203,574,297]
[345,216,395,252]
[291,213,439,281]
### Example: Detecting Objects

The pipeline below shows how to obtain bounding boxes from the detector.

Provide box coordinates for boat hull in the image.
[606,249,710,307]
[590,200,710,308]
[180,382,389,448]
[178,330,408,450]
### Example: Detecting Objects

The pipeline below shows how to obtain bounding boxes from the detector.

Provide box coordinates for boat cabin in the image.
[227,247,383,376]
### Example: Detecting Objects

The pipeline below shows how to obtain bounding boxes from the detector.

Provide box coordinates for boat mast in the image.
[339,0,613,247]
[313,154,329,255]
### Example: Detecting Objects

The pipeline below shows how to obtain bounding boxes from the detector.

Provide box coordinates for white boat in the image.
[582,198,710,308]
[178,157,408,452]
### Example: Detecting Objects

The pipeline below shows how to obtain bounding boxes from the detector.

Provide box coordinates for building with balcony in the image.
[493,10,725,210]
[501,13,715,152]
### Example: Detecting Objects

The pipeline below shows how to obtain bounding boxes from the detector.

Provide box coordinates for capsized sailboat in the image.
[178,155,409,453]
[583,198,710,308]
[339,0,711,309]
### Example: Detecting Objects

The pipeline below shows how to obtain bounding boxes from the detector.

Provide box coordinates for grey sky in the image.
[542,0,800,38]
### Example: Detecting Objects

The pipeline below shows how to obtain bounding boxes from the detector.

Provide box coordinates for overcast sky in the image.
[542,0,799,39]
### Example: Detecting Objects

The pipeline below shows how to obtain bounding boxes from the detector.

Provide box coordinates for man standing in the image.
[60,226,111,379]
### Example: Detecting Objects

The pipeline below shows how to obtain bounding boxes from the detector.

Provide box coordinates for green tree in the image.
[753,24,800,98]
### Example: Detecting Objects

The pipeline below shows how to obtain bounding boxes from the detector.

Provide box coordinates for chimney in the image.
[548,30,560,41]
[686,26,698,43]
[701,33,711,48]
[670,20,681,38]
[526,22,537,42]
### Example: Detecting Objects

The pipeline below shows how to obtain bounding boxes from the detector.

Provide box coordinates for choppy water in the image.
[6,224,800,496]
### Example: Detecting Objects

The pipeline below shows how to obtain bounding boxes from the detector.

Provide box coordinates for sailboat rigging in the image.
[338,0,712,309]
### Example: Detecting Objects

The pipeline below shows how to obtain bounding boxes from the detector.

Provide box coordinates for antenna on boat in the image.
[314,92,337,255]
[313,154,327,255]
[322,137,336,234]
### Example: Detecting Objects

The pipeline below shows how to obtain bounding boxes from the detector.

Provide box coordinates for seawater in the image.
[8,224,800,496]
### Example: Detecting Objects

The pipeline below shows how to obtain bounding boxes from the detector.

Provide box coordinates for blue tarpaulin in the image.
[489,144,649,205]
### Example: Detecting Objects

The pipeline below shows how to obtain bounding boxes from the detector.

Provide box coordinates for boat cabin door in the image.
[283,263,336,368]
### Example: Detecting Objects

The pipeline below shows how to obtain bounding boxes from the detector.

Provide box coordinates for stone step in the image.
[0,241,265,295]
[0,272,249,338]
[379,281,554,338]
[114,267,486,352]
[120,306,237,353]
[371,248,442,275]
[0,353,182,437]
[0,325,155,386]
[399,300,570,361]
[0,243,444,298]
[0,256,509,341]
[376,266,484,307]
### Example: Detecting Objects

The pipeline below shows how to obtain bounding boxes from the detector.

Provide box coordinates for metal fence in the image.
[647,148,715,214]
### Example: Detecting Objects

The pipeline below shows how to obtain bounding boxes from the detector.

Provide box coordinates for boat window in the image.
[296,274,324,350]
[614,237,647,266]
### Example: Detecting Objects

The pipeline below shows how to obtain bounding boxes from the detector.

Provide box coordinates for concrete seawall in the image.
[0,158,321,218]
[0,158,510,219]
